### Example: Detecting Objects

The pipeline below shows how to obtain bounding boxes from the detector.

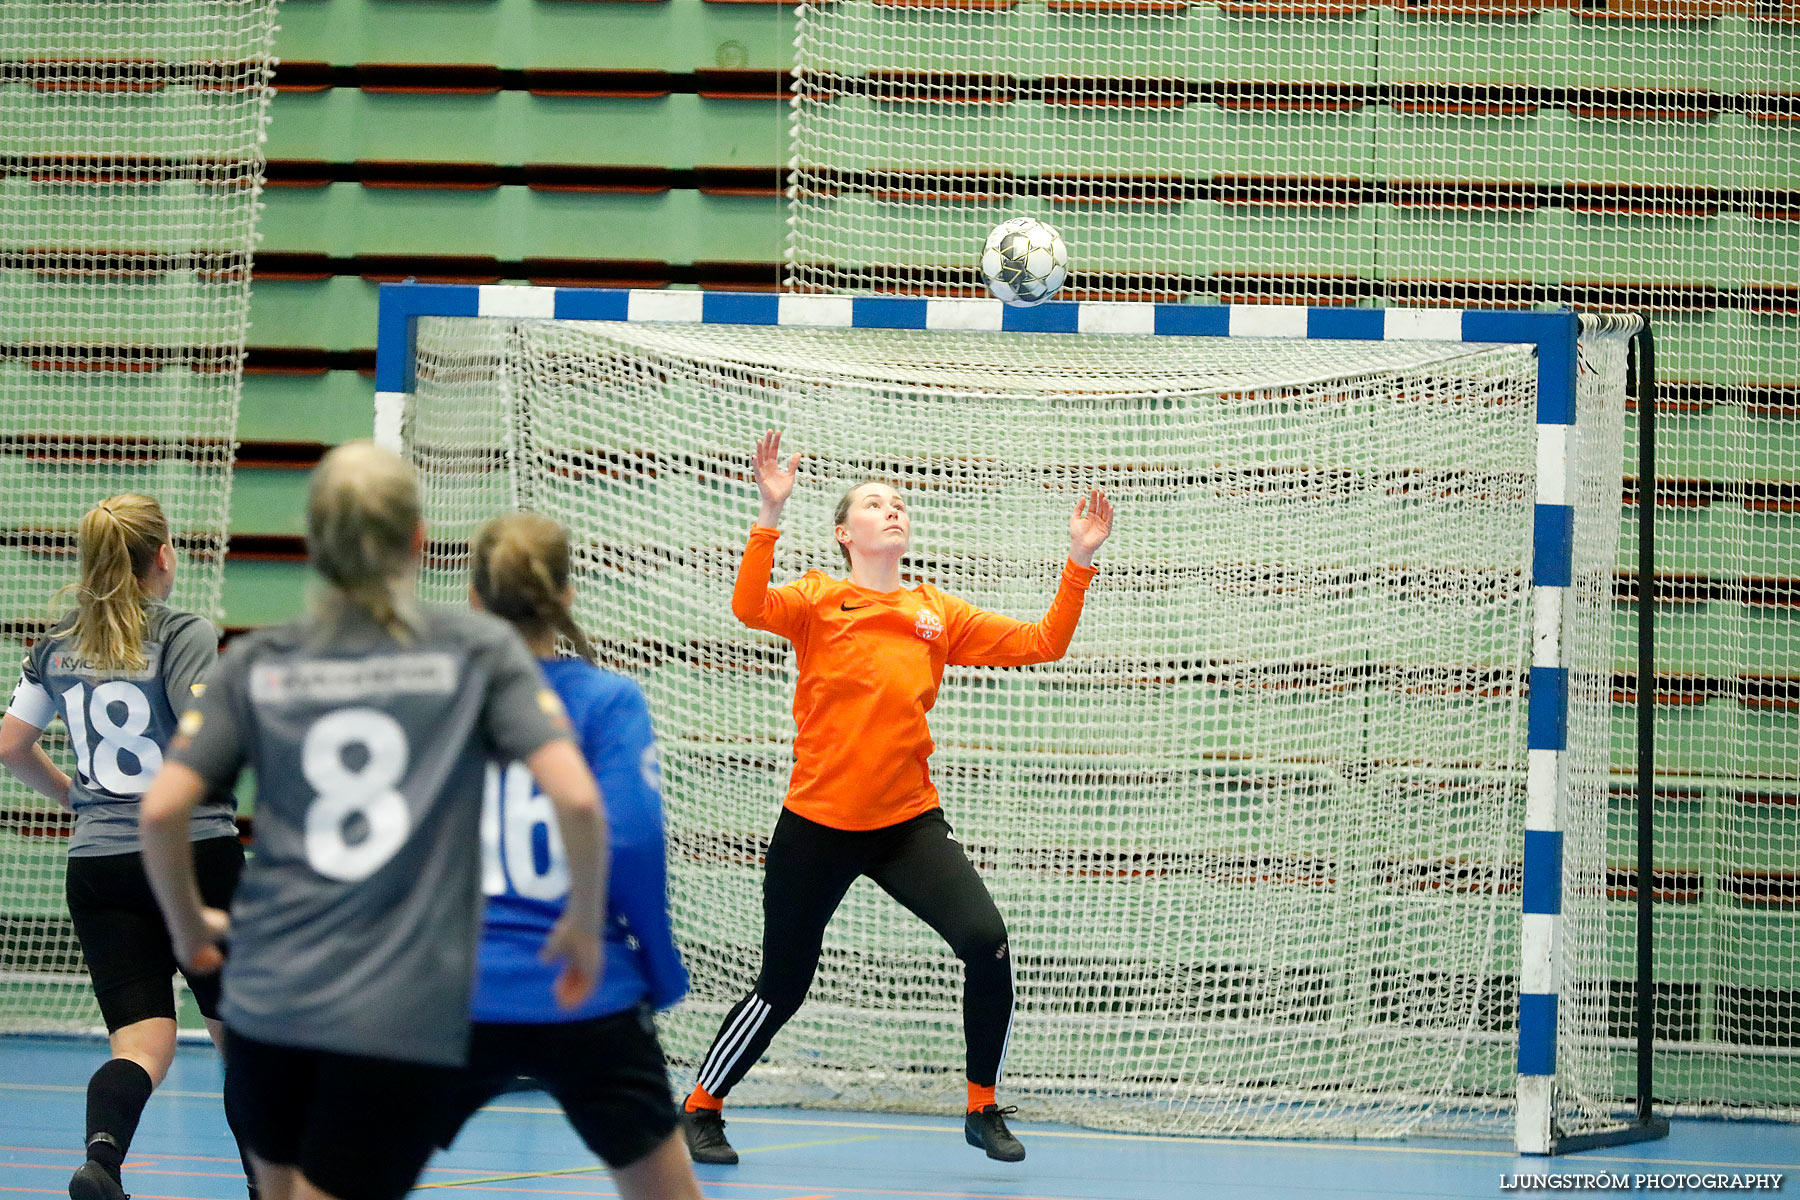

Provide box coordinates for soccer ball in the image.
[980,217,1068,307]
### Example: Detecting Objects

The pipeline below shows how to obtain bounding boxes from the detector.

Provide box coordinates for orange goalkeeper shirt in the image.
[732,525,1098,832]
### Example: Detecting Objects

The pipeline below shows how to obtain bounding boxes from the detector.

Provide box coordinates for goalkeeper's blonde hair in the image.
[62,494,169,672]
[306,441,423,643]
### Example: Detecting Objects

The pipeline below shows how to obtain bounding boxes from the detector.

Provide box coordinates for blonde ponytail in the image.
[306,442,423,642]
[470,512,597,664]
[60,494,169,672]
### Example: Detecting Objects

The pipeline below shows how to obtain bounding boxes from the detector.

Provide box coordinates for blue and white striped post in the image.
[1516,311,1581,1155]
[373,285,1586,1149]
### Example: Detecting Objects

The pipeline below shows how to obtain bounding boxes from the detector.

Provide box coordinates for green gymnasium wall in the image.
[228,0,794,626]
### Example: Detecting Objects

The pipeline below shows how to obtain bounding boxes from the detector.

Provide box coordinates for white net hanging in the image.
[0,1,279,1032]
[404,314,1630,1138]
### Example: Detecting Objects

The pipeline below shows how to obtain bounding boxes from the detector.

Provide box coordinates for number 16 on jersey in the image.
[482,762,571,903]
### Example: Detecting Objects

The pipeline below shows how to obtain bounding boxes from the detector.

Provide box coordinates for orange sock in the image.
[685,1084,723,1113]
[967,1083,997,1113]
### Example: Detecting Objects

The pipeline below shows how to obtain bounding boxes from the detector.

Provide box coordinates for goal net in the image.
[0,2,279,1032]
[398,297,1633,1141]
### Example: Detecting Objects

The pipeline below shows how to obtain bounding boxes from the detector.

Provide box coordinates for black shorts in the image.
[65,836,244,1032]
[438,1005,680,1170]
[223,1028,460,1200]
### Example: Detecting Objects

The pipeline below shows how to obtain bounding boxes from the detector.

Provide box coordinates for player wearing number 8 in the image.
[431,512,701,1200]
[139,444,610,1200]
[0,493,257,1200]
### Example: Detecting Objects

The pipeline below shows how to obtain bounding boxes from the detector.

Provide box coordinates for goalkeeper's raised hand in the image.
[754,429,800,527]
[1069,488,1114,568]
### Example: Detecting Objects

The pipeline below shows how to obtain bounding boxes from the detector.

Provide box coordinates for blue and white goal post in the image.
[373,283,1665,1154]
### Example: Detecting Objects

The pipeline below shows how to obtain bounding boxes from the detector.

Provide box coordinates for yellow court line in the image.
[415,1165,606,1190]
[413,1136,877,1192]
[0,1147,236,1165]
[0,1082,222,1101]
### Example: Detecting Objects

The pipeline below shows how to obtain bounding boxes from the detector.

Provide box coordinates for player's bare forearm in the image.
[0,716,71,809]
[0,743,71,810]
[526,739,607,1009]
[559,801,608,937]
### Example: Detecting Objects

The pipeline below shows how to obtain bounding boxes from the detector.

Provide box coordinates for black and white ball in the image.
[980,217,1069,307]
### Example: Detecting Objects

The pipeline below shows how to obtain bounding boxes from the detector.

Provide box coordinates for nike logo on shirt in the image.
[841,602,873,611]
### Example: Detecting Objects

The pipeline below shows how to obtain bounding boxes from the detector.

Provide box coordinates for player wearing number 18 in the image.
[0,494,257,1200]
[139,444,610,1200]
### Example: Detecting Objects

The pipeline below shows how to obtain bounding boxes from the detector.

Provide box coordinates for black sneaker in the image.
[964,1104,1026,1162]
[682,1107,739,1165]
[69,1162,127,1200]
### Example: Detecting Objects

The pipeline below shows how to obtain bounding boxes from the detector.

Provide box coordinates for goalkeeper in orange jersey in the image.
[681,430,1113,1167]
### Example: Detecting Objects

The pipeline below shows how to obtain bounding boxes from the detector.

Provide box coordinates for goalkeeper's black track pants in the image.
[693,805,1015,1098]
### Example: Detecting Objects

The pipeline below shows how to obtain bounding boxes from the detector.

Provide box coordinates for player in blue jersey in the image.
[435,511,701,1200]
[0,493,258,1200]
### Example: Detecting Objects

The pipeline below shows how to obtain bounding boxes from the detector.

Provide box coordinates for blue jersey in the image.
[472,657,688,1023]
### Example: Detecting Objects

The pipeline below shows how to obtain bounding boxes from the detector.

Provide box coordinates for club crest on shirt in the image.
[537,688,571,731]
[169,707,203,751]
[914,606,942,642]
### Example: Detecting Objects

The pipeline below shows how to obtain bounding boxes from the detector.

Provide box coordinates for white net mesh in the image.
[404,314,1630,1138]
[785,0,1800,1119]
[0,2,278,1031]
[1560,327,1633,1134]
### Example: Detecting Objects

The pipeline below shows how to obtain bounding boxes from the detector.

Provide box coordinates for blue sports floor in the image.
[2,1038,1795,1199]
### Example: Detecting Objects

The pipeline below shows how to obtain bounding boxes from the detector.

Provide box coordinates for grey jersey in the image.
[168,605,569,1067]
[7,604,235,857]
